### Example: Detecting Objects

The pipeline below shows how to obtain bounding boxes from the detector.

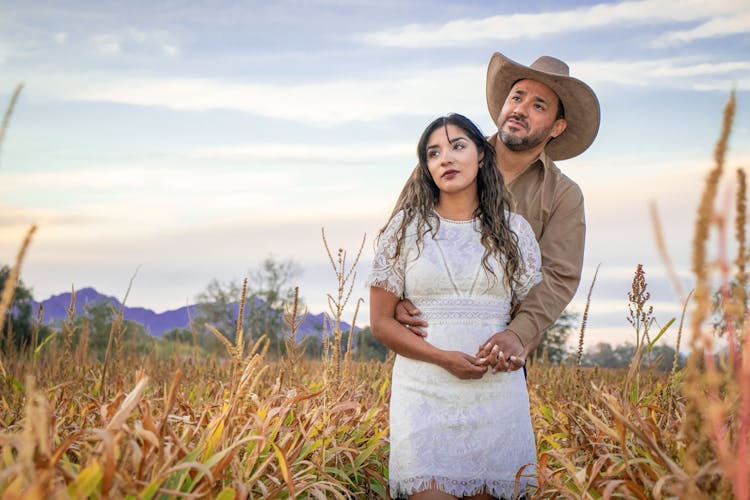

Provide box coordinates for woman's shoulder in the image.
[506,211,534,234]
[381,209,421,237]
[507,211,541,264]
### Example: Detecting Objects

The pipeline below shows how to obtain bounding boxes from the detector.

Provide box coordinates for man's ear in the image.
[550,118,567,139]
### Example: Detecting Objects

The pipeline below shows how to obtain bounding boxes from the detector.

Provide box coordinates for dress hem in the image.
[389,475,535,499]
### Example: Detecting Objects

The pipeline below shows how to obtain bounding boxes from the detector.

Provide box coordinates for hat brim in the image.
[486,53,600,161]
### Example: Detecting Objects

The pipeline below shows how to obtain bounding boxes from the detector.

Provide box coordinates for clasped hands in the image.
[395,299,530,380]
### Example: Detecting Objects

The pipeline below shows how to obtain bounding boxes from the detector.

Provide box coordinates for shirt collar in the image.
[489,131,552,169]
[489,131,550,184]
[509,154,546,186]
[538,150,553,170]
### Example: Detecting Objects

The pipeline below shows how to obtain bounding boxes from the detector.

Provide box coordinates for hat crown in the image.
[529,56,569,78]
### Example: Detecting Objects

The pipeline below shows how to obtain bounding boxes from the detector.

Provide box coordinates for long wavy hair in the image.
[378,113,523,290]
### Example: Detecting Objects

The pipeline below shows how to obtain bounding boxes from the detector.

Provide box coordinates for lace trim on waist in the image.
[412,296,511,323]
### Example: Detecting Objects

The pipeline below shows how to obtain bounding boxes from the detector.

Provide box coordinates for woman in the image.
[367,113,541,499]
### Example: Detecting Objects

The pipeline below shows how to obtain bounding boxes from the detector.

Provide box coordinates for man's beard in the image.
[499,119,555,152]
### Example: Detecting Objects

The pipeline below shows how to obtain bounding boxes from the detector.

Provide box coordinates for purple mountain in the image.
[32,287,359,338]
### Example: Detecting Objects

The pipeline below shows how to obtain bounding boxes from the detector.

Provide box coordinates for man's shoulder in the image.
[541,155,583,198]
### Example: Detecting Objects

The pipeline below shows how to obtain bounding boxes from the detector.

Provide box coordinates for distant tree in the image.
[246,257,302,355]
[82,301,117,355]
[283,322,389,361]
[162,327,193,344]
[120,318,153,353]
[0,265,36,351]
[709,280,749,338]
[612,343,637,367]
[641,344,686,371]
[351,326,389,361]
[582,342,620,368]
[193,256,302,357]
[297,323,325,359]
[581,341,685,371]
[72,301,151,358]
[193,278,242,343]
[534,309,578,364]
[300,335,323,358]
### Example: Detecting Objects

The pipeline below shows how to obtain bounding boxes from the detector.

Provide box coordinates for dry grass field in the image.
[1,90,748,498]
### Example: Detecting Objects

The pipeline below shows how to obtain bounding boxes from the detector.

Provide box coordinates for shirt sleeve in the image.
[365,211,407,297]
[507,183,585,347]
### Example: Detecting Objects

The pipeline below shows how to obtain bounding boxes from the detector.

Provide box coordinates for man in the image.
[396,53,600,372]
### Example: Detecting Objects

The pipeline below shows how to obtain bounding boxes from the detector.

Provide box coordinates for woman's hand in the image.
[438,351,488,380]
[476,329,528,373]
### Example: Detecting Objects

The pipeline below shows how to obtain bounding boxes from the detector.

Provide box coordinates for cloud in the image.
[33,65,483,125]
[573,57,750,90]
[4,210,382,312]
[53,32,68,44]
[0,161,387,242]
[651,11,750,47]
[88,27,179,56]
[0,165,293,202]
[91,33,121,54]
[179,143,414,164]
[25,51,747,127]
[162,44,178,56]
[570,298,685,317]
[0,207,100,230]
[0,211,111,258]
[358,0,747,48]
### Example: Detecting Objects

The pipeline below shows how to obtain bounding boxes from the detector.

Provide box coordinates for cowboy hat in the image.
[486,53,600,161]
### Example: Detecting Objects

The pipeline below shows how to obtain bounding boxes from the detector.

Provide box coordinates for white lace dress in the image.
[367,211,542,499]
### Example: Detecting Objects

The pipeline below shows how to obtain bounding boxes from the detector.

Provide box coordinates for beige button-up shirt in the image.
[504,149,586,347]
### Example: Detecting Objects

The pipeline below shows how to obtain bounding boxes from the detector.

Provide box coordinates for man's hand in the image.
[476,329,534,373]
[395,298,428,337]
[438,351,488,380]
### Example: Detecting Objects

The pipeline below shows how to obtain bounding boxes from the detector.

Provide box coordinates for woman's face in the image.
[425,123,481,197]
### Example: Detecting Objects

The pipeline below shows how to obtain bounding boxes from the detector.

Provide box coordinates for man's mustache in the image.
[504,114,529,130]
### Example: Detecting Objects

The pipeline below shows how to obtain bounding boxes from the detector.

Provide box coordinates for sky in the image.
[1,0,749,349]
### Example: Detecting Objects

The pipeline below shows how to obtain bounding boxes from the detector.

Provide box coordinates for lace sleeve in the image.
[511,214,542,300]
[365,211,407,297]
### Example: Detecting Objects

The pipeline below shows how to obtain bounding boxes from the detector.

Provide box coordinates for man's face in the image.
[496,79,566,152]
